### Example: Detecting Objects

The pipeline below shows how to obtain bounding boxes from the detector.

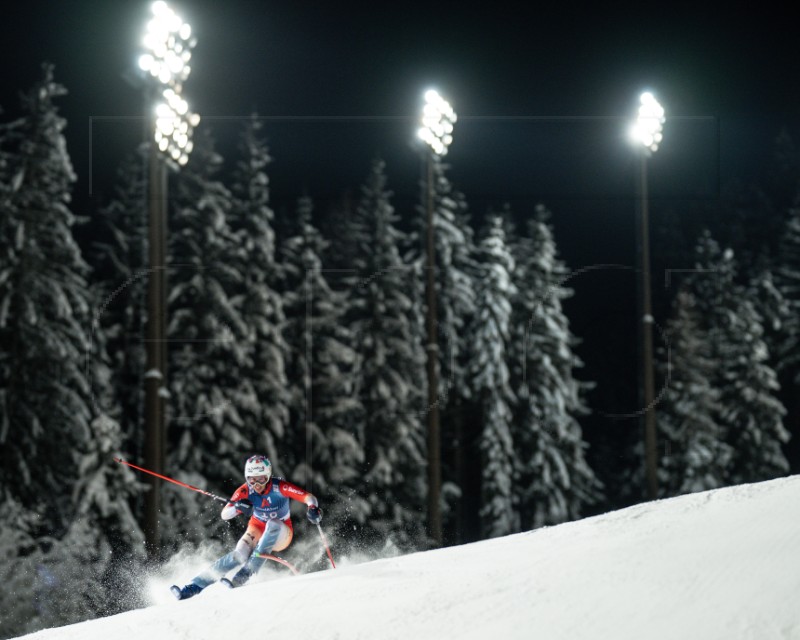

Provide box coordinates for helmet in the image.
[244,455,272,490]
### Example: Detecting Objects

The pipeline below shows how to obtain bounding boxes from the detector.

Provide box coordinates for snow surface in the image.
[14,476,800,640]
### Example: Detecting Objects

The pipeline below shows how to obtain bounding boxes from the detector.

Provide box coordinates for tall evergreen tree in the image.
[90,150,147,459]
[229,115,290,462]
[62,408,146,616]
[688,232,789,484]
[510,206,601,528]
[657,289,730,496]
[280,195,366,534]
[315,188,358,271]
[748,268,791,375]
[345,158,427,548]
[470,214,518,538]
[0,64,115,525]
[774,205,800,380]
[165,127,252,545]
[0,64,142,635]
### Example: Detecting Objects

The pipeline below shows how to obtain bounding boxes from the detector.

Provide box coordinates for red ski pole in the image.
[316,523,336,569]
[113,457,229,503]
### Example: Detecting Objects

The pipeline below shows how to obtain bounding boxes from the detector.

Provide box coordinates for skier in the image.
[171,454,323,599]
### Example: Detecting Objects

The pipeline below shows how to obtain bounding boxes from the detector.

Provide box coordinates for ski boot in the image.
[170,583,203,600]
[221,566,252,589]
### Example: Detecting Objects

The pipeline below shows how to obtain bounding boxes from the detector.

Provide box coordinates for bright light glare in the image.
[153,93,199,166]
[138,53,154,72]
[629,91,665,153]
[152,1,169,17]
[417,89,457,157]
[140,1,199,166]
[140,1,195,89]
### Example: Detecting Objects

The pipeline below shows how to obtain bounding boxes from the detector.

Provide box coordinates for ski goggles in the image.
[247,476,270,491]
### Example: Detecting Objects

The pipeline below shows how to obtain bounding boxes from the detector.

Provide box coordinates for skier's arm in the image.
[221,485,249,520]
[278,480,318,507]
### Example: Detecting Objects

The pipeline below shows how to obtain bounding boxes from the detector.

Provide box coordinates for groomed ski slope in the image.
[17,475,800,640]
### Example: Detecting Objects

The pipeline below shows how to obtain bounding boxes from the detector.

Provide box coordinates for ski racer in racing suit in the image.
[171,455,322,599]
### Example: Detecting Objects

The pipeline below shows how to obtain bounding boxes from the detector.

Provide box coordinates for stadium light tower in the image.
[417,88,456,546]
[629,91,665,502]
[137,0,199,556]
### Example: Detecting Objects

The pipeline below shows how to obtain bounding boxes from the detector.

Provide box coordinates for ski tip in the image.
[169,585,182,600]
[219,578,234,589]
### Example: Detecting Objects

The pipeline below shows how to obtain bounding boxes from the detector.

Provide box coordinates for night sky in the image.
[2,2,800,471]
[2,2,796,210]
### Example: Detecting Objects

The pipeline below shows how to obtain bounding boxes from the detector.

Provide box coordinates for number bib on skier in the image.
[230,478,315,523]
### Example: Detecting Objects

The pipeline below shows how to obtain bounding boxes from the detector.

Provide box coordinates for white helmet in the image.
[244,455,272,484]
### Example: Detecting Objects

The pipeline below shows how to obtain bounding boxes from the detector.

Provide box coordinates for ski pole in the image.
[316,523,336,569]
[113,457,229,503]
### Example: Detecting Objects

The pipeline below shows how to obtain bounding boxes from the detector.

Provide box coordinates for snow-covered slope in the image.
[16,476,800,640]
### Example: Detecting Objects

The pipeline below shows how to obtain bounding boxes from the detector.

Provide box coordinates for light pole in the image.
[137,0,199,555]
[629,91,664,501]
[417,89,456,546]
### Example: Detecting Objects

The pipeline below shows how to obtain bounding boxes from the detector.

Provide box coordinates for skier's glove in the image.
[235,499,254,517]
[307,506,323,524]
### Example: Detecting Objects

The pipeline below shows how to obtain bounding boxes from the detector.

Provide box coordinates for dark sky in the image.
[2,2,797,217]
[2,2,800,442]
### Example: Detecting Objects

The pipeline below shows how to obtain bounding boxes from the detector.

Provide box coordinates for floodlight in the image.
[141,1,196,89]
[630,91,665,153]
[418,89,457,157]
[140,2,199,165]
[152,93,199,168]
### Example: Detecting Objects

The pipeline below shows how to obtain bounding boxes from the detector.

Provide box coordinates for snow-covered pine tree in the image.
[165,127,253,545]
[510,206,601,528]
[688,231,789,484]
[86,153,152,601]
[442,185,480,540]
[0,64,91,524]
[62,412,147,617]
[470,214,519,538]
[657,288,730,496]
[747,268,791,375]
[315,188,359,272]
[90,150,147,459]
[279,195,365,533]
[0,90,41,640]
[774,205,800,380]
[228,115,290,463]
[0,64,142,634]
[345,158,427,548]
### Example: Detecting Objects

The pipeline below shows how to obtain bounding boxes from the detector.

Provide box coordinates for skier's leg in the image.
[173,544,246,598]
[190,539,251,588]
[230,519,292,586]
[271,520,294,553]
[188,523,261,590]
